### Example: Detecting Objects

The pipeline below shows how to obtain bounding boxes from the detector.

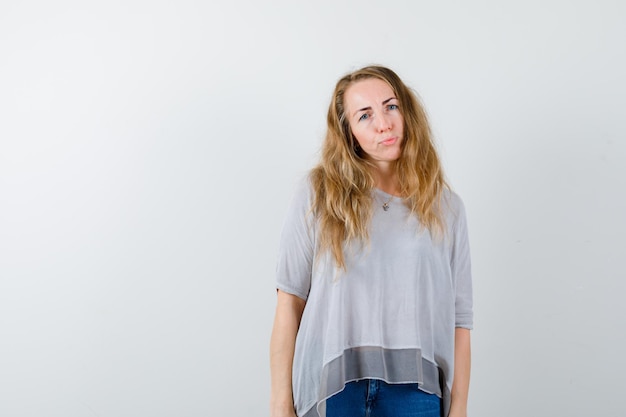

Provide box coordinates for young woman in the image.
[270,66,473,417]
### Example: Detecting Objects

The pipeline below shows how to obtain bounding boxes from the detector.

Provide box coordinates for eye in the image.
[387,104,399,111]
[358,113,370,121]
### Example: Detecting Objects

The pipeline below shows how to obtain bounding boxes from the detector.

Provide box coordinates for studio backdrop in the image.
[1,1,625,416]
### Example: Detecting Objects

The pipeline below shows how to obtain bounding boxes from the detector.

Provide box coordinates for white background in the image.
[1,1,625,416]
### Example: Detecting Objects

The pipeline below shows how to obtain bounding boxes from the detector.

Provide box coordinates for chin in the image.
[389,150,402,161]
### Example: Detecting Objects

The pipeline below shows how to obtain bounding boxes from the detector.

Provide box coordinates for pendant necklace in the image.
[380,194,394,211]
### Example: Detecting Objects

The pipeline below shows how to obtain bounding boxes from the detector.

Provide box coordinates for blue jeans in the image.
[325,379,441,417]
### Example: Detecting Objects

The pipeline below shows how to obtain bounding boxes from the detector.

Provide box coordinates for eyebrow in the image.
[352,97,397,117]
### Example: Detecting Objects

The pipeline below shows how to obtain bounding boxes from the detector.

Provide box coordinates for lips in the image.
[380,137,398,146]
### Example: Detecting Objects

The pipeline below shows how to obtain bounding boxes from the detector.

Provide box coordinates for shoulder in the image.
[442,188,465,214]
[282,173,316,222]
[290,173,315,206]
[441,188,468,229]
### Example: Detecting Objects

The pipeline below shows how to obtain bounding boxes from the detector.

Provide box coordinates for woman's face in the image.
[344,78,404,168]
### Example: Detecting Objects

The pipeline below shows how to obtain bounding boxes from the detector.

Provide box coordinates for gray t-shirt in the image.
[276,177,473,417]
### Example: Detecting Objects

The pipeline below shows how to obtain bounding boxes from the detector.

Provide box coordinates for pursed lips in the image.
[379,137,398,145]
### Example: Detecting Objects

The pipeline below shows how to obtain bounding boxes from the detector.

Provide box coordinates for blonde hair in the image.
[310,66,449,269]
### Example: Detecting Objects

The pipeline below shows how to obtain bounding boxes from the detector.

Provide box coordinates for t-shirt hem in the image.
[296,346,450,417]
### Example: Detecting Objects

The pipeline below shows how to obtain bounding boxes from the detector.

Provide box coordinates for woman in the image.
[270,66,473,417]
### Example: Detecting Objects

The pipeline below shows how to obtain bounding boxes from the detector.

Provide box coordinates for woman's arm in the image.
[448,327,471,417]
[270,290,306,417]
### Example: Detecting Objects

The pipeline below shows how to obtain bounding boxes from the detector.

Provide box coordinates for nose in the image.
[376,113,392,132]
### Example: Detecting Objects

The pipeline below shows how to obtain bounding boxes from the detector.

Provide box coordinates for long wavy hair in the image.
[310,65,448,269]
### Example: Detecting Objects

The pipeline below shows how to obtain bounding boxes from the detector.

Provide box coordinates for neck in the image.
[372,163,399,196]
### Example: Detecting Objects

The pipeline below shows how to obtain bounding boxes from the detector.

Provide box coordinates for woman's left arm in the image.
[448,327,471,417]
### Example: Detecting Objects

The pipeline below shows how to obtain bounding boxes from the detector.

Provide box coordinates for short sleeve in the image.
[275,177,316,301]
[450,196,474,329]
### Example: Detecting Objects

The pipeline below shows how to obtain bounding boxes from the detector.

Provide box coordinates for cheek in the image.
[395,114,404,133]
[353,133,370,151]
[349,125,367,147]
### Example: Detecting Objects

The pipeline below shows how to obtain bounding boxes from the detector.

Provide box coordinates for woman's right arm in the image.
[270,290,306,417]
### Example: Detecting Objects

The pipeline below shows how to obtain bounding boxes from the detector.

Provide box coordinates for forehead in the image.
[344,78,395,110]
